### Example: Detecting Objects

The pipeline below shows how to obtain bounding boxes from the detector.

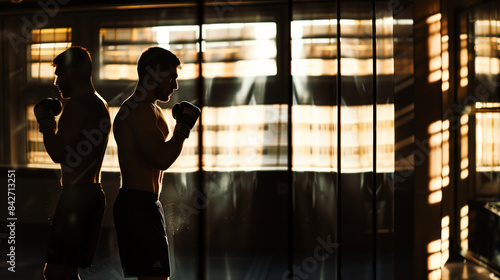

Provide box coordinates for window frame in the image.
[10,3,295,170]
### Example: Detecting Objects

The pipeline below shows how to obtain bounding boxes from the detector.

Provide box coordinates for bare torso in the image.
[114,100,170,194]
[58,93,110,185]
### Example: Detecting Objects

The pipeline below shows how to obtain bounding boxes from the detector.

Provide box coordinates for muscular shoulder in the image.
[115,99,156,133]
[80,93,110,128]
[68,93,109,117]
[57,92,110,140]
[119,100,156,123]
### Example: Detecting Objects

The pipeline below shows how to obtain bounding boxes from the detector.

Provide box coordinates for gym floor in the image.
[1,227,497,280]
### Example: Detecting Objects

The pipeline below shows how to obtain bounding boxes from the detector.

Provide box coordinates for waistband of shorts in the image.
[62,183,102,189]
[117,188,159,202]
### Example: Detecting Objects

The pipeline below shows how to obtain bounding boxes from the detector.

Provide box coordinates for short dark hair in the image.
[52,46,93,78]
[137,47,181,81]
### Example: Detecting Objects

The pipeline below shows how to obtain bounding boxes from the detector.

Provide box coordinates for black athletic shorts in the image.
[113,188,171,277]
[45,183,105,268]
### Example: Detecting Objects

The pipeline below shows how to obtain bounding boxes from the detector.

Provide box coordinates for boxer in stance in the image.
[113,47,200,280]
[35,46,110,280]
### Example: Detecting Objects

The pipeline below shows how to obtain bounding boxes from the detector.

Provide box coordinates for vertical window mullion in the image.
[197,1,206,280]
[372,0,378,279]
[336,1,342,278]
[287,0,294,278]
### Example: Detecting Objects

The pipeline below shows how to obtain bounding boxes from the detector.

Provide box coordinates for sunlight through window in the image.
[29,28,72,80]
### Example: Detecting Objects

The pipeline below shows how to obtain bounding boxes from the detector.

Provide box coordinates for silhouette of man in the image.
[34,46,110,280]
[113,47,200,280]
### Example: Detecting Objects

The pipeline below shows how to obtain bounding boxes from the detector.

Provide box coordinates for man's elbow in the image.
[154,153,181,171]
[151,142,184,170]
[45,147,65,164]
[154,159,175,171]
[43,137,64,164]
[48,152,63,164]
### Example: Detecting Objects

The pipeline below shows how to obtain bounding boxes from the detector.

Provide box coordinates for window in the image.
[29,28,72,80]
[291,18,396,76]
[202,105,286,171]
[100,26,199,80]
[100,22,277,80]
[26,105,199,172]
[24,17,397,173]
[474,19,500,75]
[291,19,338,76]
[203,22,277,77]
[26,105,59,166]
[475,102,500,172]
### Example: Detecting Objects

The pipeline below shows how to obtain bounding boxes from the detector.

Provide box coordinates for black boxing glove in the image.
[172,101,201,138]
[34,98,62,134]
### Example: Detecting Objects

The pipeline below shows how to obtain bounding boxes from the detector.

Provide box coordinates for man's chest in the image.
[154,107,170,139]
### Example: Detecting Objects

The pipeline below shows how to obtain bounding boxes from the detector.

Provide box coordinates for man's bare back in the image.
[57,93,110,185]
[36,46,110,280]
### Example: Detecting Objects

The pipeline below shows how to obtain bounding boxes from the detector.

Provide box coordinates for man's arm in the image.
[43,101,87,164]
[131,104,187,170]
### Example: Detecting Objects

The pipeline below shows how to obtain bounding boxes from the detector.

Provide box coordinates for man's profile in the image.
[34,46,110,280]
[113,47,200,280]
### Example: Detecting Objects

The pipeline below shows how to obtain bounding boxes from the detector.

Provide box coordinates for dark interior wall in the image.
[450,0,500,274]
[2,0,497,279]
[443,0,480,266]
[393,3,415,279]
[413,1,444,278]
[410,0,496,278]
[0,17,4,164]
[398,0,485,277]
[0,168,120,229]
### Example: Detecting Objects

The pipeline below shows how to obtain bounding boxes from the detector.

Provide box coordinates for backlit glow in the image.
[29,28,72,79]
[475,102,500,171]
[427,215,450,279]
[460,114,469,179]
[441,35,449,91]
[428,120,448,204]
[291,18,395,76]
[100,25,199,80]
[475,20,500,75]
[441,216,450,267]
[427,14,442,83]
[460,34,469,87]
[100,22,277,80]
[27,104,395,173]
[460,205,469,252]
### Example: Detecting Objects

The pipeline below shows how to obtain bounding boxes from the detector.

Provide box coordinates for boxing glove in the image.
[34,98,62,134]
[172,101,201,138]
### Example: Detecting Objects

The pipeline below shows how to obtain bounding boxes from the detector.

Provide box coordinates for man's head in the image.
[52,46,93,99]
[137,47,181,103]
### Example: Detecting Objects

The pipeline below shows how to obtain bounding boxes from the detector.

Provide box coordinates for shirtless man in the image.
[113,47,200,280]
[34,46,110,280]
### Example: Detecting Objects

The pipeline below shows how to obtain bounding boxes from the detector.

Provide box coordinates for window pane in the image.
[29,28,72,80]
[339,2,374,279]
[99,26,199,80]
[203,5,285,280]
[26,105,199,172]
[26,105,60,167]
[291,2,339,279]
[203,22,277,77]
[475,102,500,171]
[202,105,287,171]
